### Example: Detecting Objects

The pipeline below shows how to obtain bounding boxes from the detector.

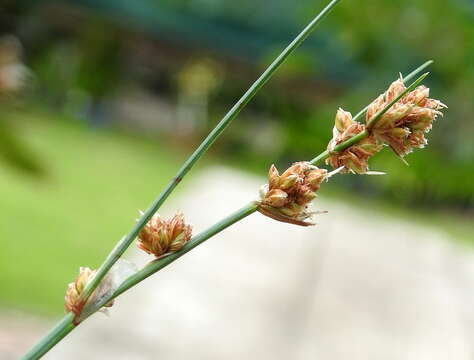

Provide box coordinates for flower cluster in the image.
[137,212,192,257]
[366,77,446,157]
[64,267,114,316]
[325,77,446,173]
[326,108,383,173]
[258,162,327,226]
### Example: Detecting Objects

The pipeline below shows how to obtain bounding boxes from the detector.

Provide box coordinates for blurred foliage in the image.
[1,0,473,212]
[0,0,473,314]
[0,110,182,314]
[0,111,44,175]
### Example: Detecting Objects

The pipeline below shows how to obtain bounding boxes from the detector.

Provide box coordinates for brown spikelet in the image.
[258,162,327,226]
[64,267,114,317]
[137,212,192,257]
[366,77,446,157]
[326,108,383,174]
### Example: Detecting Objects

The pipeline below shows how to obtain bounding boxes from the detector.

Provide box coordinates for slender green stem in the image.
[84,66,433,326]
[81,65,428,320]
[21,2,342,358]
[80,202,259,320]
[310,130,368,165]
[20,313,75,360]
[352,60,433,121]
[21,59,432,360]
[21,203,258,360]
[82,66,429,317]
[310,72,430,165]
[77,0,342,309]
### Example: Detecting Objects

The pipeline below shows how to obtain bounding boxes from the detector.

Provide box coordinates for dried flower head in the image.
[326,108,383,173]
[64,267,114,316]
[137,212,192,257]
[366,77,446,157]
[258,162,327,226]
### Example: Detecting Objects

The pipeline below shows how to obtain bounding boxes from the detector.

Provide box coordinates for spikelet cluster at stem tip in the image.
[325,76,446,173]
[257,162,327,226]
[365,77,446,157]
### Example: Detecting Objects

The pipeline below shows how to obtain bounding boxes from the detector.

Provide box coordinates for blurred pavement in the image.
[7,167,474,359]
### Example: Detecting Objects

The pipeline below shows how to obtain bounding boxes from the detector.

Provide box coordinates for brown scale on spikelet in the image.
[366,77,446,157]
[326,108,383,174]
[64,267,114,317]
[257,162,328,226]
[137,212,192,257]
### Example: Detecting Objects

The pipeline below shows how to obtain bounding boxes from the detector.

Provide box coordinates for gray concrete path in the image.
[7,167,474,359]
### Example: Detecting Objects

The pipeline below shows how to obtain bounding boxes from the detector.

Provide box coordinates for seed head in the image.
[64,267,114,316]
[258,162,328,226]
[366,77,446,157]
[326,108,383,174]
[137,212,192,257]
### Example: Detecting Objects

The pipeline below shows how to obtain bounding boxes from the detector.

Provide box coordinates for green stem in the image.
[21,44,434,360]
[310,72,430,165]
[20,313,75,360]
[83,65,429,319]
[21,203,258,360]
[20,64,431,360]
[310,130,368,165]
[83,65,429,317]
[81,202,259,320]
[21,2,342,357]
[77,0,342,310]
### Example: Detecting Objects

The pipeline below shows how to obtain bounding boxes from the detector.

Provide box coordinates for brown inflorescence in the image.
[257,162,327,226]
[365,77,446,157]
[137,212,192,257]
[64,267,114,316]
[326,108,383,174]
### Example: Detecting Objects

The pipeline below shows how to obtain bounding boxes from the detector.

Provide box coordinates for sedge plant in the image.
[20,0,446,357]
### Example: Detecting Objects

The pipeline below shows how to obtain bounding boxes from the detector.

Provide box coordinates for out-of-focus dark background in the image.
[1,0,473,359]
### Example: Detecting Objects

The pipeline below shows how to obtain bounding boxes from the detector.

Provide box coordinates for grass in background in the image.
[0,110,182,315]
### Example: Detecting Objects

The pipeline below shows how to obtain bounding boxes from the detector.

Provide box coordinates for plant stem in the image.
[21,61,431,360]
[20,313,75,360]
[77,0,342,310]
[85,66,429,318]
[20,203,259,360]
[81,202,260,320]
[85,65,429,321]
[352,60,433,121]
[21,2,342,357]
[310,72,429,165]
[22,57,433,360]
[84,67,430,316]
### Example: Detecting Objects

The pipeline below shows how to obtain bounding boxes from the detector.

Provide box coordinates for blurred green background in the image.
[0,0,473,315]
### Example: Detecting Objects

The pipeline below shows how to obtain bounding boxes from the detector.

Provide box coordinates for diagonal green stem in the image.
[77,0,342,310]
[86,69,431,320]
[310,72,430,165]
[21,2,342,358]
[20,202,259,360]
[20,313,75,360]
[84,69,432,319]
[80,202,260,320]
[21,59,433,360]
